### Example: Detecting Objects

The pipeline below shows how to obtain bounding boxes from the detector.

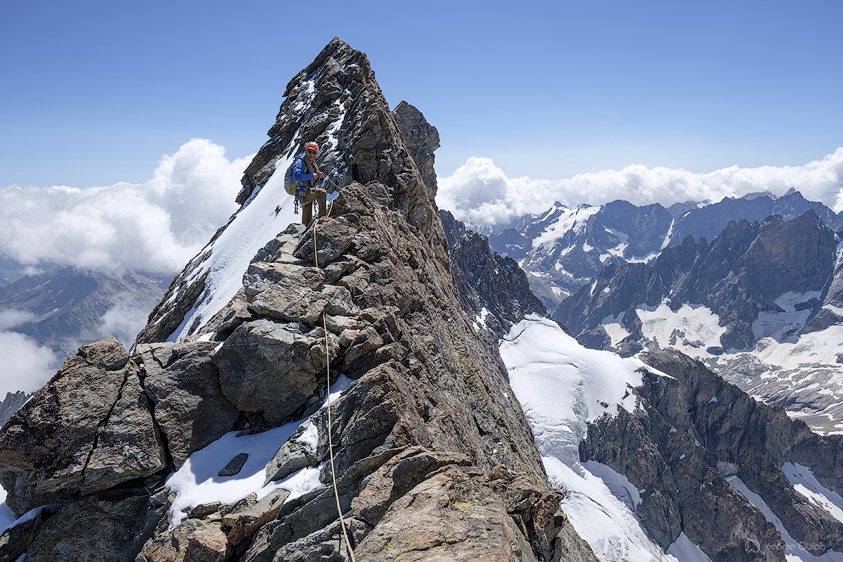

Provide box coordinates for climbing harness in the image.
[312,202,356,561]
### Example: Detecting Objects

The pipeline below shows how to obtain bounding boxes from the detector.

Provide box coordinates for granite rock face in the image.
[137,341,240,468]
[0,38,596,562]
[0,338,165,513]
[392,100,440,197]
[580,349,843,560]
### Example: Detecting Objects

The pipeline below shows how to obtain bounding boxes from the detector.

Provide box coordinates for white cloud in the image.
[0,310,36,331]
[437,148,843,228]
[0,310,60,395]
[0,333,57,396]
[0,139,252,274]
[80,293,159,349]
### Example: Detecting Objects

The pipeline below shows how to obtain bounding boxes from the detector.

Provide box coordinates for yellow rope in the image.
[312,198,356,561]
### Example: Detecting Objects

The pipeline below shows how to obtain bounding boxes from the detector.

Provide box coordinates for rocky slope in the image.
[440,209,547,348]
[580,349,843,560]
[0,38,597,562]
[390,98,546,348]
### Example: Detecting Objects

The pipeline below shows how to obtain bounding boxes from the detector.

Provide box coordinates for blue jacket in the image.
[292,154,317,185]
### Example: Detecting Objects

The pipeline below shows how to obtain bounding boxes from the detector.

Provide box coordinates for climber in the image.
[293,141,327,226]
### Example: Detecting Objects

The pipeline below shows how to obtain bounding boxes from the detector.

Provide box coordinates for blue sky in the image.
[1,0,842,188]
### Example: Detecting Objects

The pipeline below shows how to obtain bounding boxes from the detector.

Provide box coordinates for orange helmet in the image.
[305,141,319,154]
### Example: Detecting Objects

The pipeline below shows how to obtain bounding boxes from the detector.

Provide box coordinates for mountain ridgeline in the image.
[488,184,843,436]
[556,209,838,351]
[1,37,842,562]
[0,39,597,562]
[489,189,843,310]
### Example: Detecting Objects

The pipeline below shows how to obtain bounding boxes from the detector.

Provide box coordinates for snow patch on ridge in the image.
[168,156,299,342]
[532,205,600,251]
[752,291,820,342]
[662,219,675,249]
[601,312,630,347]
[472,307,491,332]
[637,303,727,357]
[166,374,355,527]
[166,422,316,528]
[666,533,714,562]
[727,475,843,561]
[782,462,843,525]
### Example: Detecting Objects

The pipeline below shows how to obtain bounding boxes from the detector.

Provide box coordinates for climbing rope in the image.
[312,202,357,561]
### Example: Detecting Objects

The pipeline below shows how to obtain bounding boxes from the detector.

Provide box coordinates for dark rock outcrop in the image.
[0,338,166,513]
[440,209,546,346]
[137,341,240,468]
[392,100,440,196]
[0,505,59,562]
[581,349,843,560]
[24,493,163,562]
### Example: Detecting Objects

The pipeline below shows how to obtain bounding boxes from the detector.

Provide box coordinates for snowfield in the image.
[501,315,699,561]
[502,314,843,561]
[168,155,300,342]
[532,204,600,251]
[166,375,354,527]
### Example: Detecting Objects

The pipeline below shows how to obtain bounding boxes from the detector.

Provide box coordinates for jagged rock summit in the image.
[0,38,597,561]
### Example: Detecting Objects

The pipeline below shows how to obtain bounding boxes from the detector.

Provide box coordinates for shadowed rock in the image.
[138,341,239,469]
[25,494,162,562]
[213,319,338,426]
[0,339,155,513]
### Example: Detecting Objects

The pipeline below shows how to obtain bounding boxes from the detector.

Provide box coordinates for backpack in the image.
[283,158,300,196]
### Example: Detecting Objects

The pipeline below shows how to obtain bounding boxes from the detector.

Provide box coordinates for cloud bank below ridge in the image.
[0,139,250,274]
[436,148,843,228]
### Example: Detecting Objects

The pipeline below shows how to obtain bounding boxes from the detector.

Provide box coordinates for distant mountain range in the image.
[0,263,169,360]
[484,190,843,434]
[488,188,843,311]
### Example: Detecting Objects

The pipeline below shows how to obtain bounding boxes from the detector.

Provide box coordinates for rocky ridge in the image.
[0,38,596,562]
[389,99,545,346]
[440,209,547,348]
